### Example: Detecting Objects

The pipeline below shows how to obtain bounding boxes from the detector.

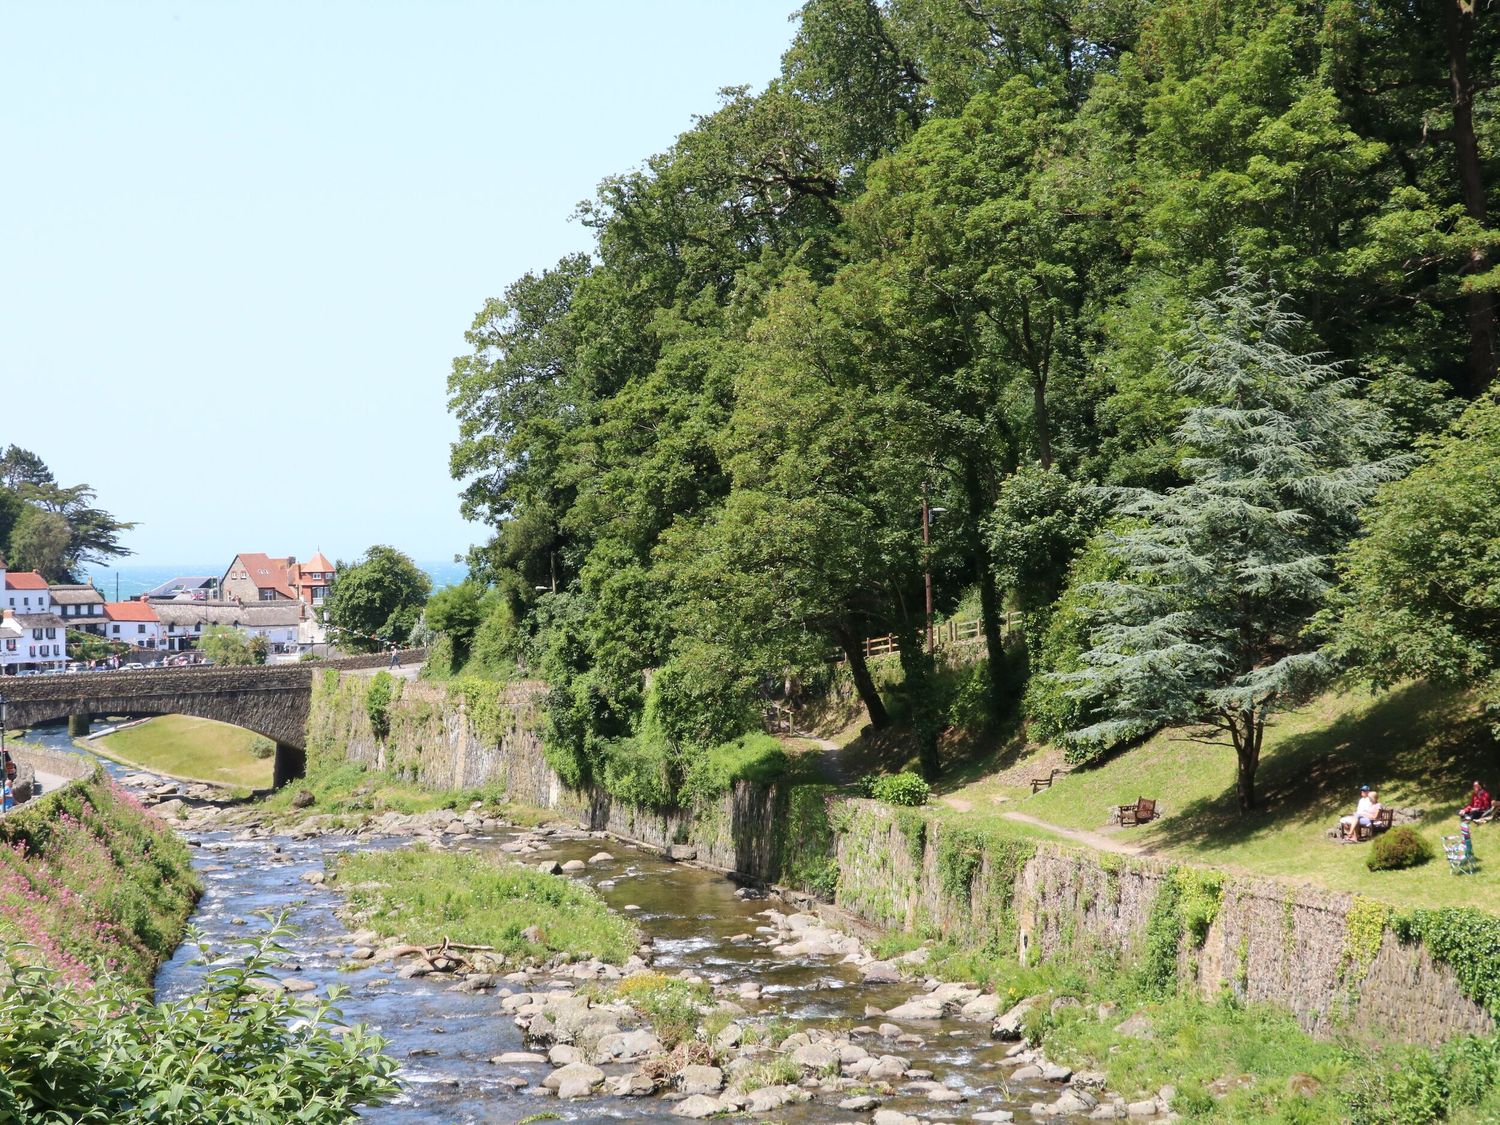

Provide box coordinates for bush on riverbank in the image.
[333,845,638,965]
[0,769,198,988]
[0,918,398,1122]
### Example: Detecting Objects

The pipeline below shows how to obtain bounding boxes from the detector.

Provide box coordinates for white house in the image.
[152,601,304,654]
[51,583,107,635]
[1,562,67,674]
[4,566,52,615]
[104,601,166,650]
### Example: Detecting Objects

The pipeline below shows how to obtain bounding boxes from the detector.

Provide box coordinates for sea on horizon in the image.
[85,559,468,601]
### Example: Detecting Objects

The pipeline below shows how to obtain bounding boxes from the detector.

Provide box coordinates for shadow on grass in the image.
[1146,681,1491,853]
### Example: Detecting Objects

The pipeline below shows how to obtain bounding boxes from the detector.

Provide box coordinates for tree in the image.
[1057,277,1404,811]
[0,447,135,578]
[424,581,486,665]
[201,625,255,666]
[8,507,71,580]
[324,546,431,653]
[1322,392,1500,732]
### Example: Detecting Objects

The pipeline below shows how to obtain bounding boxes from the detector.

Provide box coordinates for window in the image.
[23,597,29,606]
[4,640,13,652]
[31,629,41,640]
[260,589,278,601]
[45,628,55,639]
[137,624,146,633]
[112,624,120,634]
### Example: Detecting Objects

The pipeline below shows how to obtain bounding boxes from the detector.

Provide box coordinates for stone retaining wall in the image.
[311,671,1493,1046]
[835,801,1494,1045]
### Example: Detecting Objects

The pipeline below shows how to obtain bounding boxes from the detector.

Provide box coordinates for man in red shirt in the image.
[1460,781,1491,819]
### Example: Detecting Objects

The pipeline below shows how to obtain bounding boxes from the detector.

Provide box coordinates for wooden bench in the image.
[1031,769,1062,794]
[1118,797,1158,828]
[1355,808,1394,842]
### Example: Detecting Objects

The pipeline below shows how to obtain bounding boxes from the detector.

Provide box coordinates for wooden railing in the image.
[850,612,1022,661]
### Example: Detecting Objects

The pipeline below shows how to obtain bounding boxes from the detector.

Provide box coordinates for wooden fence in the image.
[853,611,1021,661]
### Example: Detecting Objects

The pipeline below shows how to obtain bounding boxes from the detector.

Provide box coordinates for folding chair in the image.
[1443,834,1477,875]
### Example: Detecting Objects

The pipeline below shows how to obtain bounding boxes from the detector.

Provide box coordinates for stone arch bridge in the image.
[1,651,423,788]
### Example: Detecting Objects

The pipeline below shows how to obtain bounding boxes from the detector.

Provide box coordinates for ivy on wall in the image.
[1341,897,1389,986]
[1392,908,1500,1017]
[777,785,838,898]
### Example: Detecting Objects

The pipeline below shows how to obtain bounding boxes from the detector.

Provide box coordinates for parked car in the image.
[122,662,145,671]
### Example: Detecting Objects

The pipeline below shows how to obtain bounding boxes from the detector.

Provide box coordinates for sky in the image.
[0,1,798,568]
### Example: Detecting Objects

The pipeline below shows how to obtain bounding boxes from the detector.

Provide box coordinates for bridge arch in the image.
[1,667,314,787]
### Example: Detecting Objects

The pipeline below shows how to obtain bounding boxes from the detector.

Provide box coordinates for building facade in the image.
[50,584,107,635]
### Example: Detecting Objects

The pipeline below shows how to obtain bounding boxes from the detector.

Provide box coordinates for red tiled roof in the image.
[303,550,334,573]
[104,601,160,622]
[4,571,49,590]
[229,553,296,599]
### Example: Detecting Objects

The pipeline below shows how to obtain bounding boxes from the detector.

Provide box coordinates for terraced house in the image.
[0,560,66,674]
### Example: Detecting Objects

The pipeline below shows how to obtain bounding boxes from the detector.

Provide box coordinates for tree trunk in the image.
[838,626,890,730]
[1442,0,1496,394]
[897,632,942,781]
[1032,375,1054,470]
[1228,708,1261,812]
[962,458,1007,715]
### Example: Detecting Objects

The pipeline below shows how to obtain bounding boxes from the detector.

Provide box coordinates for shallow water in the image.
[15,722,1046,1123]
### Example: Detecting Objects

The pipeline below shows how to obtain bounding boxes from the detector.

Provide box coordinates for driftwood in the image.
[391,937,497,974]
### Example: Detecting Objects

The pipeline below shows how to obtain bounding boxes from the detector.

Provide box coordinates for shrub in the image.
[870,771,931,807]
[0,918,398,1121]
[1367,827,1433,871]
[679,734,789,805]
[249,736,276,760]
[364,672,394,739]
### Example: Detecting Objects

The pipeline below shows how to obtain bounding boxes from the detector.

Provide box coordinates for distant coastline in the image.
[85,560,467,600]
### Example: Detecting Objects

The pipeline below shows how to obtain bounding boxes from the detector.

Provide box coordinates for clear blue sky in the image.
[1,1,797,567]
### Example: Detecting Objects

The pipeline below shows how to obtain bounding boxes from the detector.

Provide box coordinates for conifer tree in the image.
[1059,276,1405,810]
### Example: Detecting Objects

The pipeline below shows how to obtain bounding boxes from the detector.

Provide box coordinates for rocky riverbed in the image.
[120,774,1179,1124]
[17,720,1177,1124]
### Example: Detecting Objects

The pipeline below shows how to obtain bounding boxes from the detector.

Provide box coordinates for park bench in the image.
[1031,768,1062,794]
[1443,834,1477,875]
[1118,797,1158,828]
[1355,808,1394,842]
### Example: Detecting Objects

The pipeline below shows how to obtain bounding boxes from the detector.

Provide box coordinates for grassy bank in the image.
[0,769,199,988]
[333,845,638,965]
[90,714,274,792]
[936,681,1499,914]
[255,758,559,829]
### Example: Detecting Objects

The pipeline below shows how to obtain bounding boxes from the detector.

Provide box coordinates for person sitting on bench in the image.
[1460,781,1491,820]
[1341,786,1381,841]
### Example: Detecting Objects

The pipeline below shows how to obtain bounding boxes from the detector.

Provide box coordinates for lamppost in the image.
[0,692,9,813]
[922,488,947,652]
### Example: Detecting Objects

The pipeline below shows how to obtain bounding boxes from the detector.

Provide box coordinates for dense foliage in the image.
[324,545,432,652]
[1325,393,1500,735]
[0,445,134,581]
[444,0,1500,797]
[0,921,398,1123]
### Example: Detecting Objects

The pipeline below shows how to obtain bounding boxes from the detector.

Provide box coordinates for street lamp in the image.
[0,693,9,813]
[922,489,948,652]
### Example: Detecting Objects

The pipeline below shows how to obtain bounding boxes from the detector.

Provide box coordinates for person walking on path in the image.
[388,645,399,669]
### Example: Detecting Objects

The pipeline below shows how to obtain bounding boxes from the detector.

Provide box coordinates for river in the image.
[15,721,1057,1123]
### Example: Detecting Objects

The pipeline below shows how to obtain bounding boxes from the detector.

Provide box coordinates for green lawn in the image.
[90,715,273,792]
[940,681,1499,913]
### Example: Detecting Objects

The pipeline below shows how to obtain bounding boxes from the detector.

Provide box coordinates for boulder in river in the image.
[543,1062,604,1099]
[672,1095,723,1118]
[677,1065,723,1095]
